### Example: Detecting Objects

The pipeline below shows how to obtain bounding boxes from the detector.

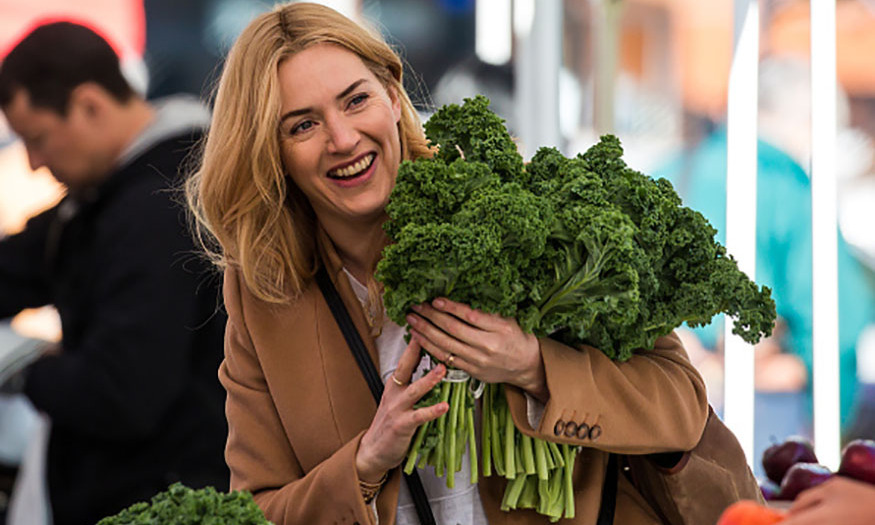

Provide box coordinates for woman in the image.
[187,3,709,524]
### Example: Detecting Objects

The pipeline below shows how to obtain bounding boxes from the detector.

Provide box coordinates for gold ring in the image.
[391,374,405,387]
[446,354,455,367]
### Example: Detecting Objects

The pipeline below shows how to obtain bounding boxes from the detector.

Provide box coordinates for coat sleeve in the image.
[0,207,56,319]
[506,332,709,454]
[220,268,386,525]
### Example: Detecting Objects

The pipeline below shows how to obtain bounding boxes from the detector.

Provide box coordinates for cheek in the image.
[280,142,320,192]
[58,130,95,167]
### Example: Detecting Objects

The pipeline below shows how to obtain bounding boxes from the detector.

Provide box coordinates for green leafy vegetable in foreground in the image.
[96,482,271,525]
[376,95,776,520]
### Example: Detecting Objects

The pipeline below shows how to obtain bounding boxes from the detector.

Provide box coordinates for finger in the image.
[788,488,825,514]
[393,338,422,385]
[409,400,450,427]
[404,362,447,402]
[783,507,828,525]
[410,329,470,371]
[406,312,477,364]
[431,297,508,332]
[411,302,488,349]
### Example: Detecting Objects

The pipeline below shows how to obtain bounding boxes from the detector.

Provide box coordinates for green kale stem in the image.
[406,380,576,520]
[562,444,577,519]
[404,418,432,474]
[447,381,463,488]
[534,438,549,481]
[504,395,516,479]
[536,241,608,322]
[433,382,452,478]
[481,384,493,477]
[501,473,528,510]
[489,386,506,477]
[467,408,478,485]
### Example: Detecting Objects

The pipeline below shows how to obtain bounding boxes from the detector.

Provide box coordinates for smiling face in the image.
[277,43,402,231]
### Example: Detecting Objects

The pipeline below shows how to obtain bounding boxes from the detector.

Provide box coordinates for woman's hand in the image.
[781,476,875,525]
[355,338,449,483]
[405,297,548,402]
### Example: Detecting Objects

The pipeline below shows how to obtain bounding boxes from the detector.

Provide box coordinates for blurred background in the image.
[1,0,874,511]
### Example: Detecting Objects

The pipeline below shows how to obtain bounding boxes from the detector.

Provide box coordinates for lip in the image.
[327,152,374,174]
[326,152,377,188]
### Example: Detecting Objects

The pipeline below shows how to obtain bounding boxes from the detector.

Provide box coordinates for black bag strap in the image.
[597,453,619,525]
[315,267,436,525]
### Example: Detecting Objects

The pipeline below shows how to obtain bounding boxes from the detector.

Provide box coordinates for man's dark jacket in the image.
[0,125,228,524]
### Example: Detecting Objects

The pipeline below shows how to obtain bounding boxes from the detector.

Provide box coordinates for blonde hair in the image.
[186,2,430,303]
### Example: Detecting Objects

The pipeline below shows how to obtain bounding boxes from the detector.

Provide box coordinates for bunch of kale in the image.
[96,483,271,525]
[377,95,775,361]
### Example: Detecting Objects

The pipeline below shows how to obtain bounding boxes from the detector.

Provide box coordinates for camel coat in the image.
[219,229,710,524]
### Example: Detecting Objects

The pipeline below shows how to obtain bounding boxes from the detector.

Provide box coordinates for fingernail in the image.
[406,314,417,326]
[411,304,422,312]
[433,298,445,308]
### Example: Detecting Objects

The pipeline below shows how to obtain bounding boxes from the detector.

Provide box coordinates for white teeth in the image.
[329,154,375,178]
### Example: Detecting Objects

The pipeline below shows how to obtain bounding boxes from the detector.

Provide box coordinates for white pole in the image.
[593,0,623,135]
[724,0,759,469]
[476,0,513,65]
[810,0,841,471]
[514,0,562,158]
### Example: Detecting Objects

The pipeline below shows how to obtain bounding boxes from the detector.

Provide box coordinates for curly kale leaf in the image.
[378,96,776,361]
[378,222,523,323]
[424,95,524,183]
[385,157,499,240]
[96,483,272,525]
[532,204,643,359]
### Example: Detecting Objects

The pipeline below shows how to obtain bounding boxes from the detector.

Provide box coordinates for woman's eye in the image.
[348,93,369,108]
[290,120,314,135]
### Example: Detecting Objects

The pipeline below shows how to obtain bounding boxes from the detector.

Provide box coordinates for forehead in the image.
[277,44,379,108]
[3,89,61,133]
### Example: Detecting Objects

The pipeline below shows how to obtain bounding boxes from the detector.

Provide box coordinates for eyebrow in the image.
[279,78,369,125]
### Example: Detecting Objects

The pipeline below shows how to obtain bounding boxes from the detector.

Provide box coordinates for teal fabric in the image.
[653,129,875,429]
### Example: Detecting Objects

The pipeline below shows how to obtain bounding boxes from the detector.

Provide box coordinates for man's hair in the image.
[0,21,135,114]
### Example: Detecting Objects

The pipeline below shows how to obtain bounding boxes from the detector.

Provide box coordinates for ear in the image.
[68,82,107,120]
[388,85,402,124]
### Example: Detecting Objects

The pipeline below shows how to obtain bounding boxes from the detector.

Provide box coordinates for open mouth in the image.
[327,153,376,179]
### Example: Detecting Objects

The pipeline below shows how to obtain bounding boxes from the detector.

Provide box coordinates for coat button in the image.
[589,424,602,441]
[563,421,578,438]
[553,420,565,436]
[576,423,590,440]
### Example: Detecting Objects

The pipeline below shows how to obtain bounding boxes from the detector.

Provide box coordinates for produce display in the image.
[96,483,272,525]
[376,95,777,520]
[761,436,819,492]
[718,437,875,523]
[759,436,875,501]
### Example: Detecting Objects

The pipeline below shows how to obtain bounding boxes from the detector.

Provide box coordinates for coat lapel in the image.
[240,228,383,472]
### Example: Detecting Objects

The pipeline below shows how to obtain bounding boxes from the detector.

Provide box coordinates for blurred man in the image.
[0,22,228,524]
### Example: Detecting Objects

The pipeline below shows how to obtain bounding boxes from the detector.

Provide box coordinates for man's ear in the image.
[68,82,107,120]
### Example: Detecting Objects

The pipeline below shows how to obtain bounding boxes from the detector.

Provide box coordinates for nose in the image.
[324,113,359,154]
[26,146,46,171]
